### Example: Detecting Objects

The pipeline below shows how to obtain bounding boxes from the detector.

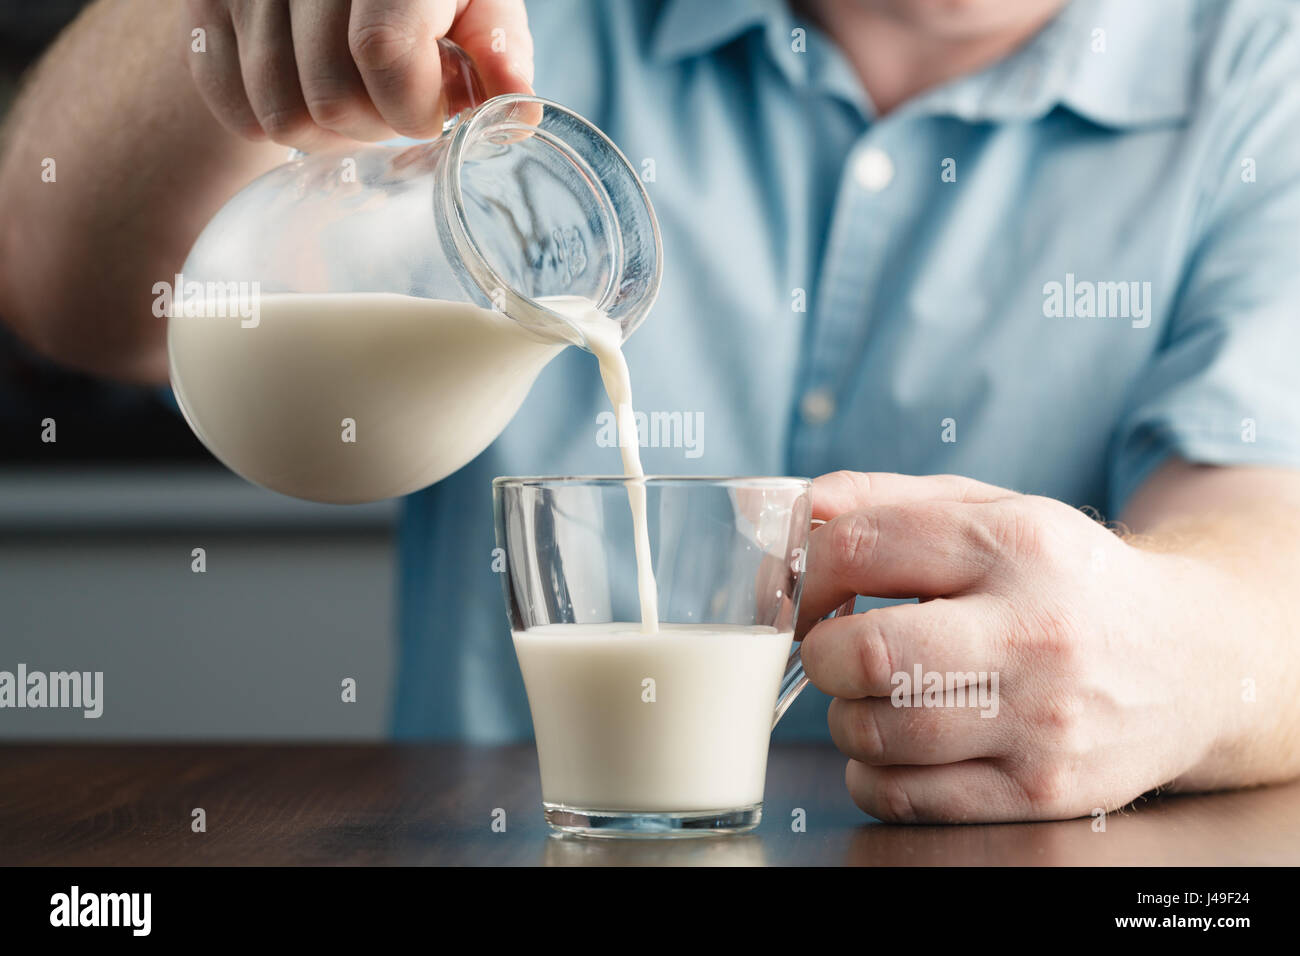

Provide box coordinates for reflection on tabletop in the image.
[543,832,768,866]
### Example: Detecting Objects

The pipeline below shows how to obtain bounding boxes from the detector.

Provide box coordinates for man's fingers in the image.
[796,500,1009,628]
[229,0,326,149]
[845,759,1028,824]
[349,0,450,139]
[801,597,1005,696]
[205,0,536,149]
[829,694,1006,766]
[185,0,264,139]
[289,0,392,141]
[446,0,535,98]
[811,471,1011,523]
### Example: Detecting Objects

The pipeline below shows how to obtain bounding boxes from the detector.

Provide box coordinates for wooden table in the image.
[2,743,1297,866]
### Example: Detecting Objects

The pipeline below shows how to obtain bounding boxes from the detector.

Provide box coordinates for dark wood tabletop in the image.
[2,743,1297,866]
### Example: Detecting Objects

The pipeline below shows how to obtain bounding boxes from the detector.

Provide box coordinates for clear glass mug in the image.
[168,39,661,503]
[494,476,853,837]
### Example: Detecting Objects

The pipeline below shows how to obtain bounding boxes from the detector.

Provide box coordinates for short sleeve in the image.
[1108,23,1300,513]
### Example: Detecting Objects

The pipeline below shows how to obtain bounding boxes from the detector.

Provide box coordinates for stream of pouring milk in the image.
[535,295,660,634]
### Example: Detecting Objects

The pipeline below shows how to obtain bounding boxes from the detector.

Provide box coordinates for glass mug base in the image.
[543,802,762,838]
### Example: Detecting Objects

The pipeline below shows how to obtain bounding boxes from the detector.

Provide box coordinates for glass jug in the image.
[167,39,661,504]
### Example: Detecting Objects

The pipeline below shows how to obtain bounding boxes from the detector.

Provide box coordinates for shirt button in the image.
[800,388,836,425]
[853,147,894,191]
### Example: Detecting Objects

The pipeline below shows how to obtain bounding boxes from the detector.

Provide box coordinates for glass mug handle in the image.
[286,37,487,160]
[773,517,857,728]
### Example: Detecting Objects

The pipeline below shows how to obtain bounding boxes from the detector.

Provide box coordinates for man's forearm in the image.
[0,0,283,382]
[1122,462,1300,792]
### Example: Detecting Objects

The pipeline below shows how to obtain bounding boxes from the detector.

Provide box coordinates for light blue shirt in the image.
[393,0,1300,739]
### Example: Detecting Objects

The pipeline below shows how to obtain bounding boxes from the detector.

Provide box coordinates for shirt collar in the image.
[651,0,1194,129]
[651,0,773,63]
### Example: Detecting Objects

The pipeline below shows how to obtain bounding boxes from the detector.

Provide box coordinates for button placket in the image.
[791,134,906,474]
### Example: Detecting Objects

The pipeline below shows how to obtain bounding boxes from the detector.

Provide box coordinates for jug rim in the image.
[441,94,663,349]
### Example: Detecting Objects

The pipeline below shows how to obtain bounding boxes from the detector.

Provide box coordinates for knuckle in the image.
[852,701,889,764]
[998,502,1045,560]
[302,87,362,129]
[1014,761,1077,817]
[254,103,312,141]
[828,469,872,495]
[1030,604,1086,670]
[829,511,879,576]
[936,473,990,502]
[876,775,917,823]
[1032,693,1089,755]
[349,14,421,72]
[854,616,896,695]
[967,498,1065,574]
[963,505,1010,560]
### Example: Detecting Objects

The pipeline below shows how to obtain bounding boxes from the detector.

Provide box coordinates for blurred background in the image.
[0,1,396,738]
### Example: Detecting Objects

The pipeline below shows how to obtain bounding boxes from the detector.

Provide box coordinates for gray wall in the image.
[0,468,397,738]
